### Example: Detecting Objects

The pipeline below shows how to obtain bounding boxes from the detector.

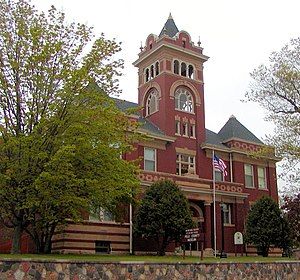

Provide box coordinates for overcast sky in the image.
[32,0,299,140]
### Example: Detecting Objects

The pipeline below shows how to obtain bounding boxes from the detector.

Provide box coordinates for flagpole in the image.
[212,150,217,258]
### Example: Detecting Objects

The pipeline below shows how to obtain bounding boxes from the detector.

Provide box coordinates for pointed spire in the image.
[197,36,201,47]
[159,14,179,38]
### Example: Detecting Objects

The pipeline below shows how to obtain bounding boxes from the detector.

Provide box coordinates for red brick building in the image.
[1,15,280,256]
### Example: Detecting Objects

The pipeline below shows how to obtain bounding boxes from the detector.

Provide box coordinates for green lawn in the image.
[0,254,297,263]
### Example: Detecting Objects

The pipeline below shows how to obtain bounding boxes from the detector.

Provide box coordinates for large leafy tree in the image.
[245,37,300,193]
[245,196,288,257]
[0,0,139,253]
[134,180,194,256]
[282,193,300,248]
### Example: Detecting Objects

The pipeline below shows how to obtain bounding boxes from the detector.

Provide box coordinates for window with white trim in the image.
[182,122,188,136]
[89,208,114,222]
[144,61,160,82]
[244,164,254,188]
[173,59,195,79]
[222,204,232,224]
[258,167,267,189]
[175,120,181,135]
[144,147,156,171]
[175,88,194,113]
[190,124,196,138]
[146,89,159,116]
[176,153,195,176]
[215,170,223,181]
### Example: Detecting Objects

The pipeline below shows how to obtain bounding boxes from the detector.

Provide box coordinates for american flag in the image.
[213,155,228,176]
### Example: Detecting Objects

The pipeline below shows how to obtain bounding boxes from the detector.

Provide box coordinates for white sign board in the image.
[234,232,243,245]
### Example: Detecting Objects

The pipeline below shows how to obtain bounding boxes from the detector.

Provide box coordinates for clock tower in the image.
[133,14,209,177]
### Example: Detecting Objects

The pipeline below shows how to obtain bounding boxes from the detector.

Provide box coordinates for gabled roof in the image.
[113,98,165,137]
[218,115,263,144]
[159,13,179,38]
[113,98,139,113]
[205,129,229,150]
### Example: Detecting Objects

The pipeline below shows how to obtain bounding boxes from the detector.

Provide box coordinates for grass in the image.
[0,254,297,263]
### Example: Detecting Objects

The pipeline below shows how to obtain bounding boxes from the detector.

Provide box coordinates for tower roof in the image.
[218,115,263,144]
[159,13,179,38]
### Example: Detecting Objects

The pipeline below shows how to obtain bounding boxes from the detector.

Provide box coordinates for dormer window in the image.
[146,89,159,116]
[175,88,193,113]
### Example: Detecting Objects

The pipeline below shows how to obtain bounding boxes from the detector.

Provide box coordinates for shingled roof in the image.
[205,129,229,149]
[159,13,179,38]
[218,115,263,144]
[113,98,165,136]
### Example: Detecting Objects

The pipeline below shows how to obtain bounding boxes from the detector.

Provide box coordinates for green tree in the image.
[282,193,300,248]
[245,196,287,257]
[0,0,139,253]
[134,180,194,256]
[245,37,300,193]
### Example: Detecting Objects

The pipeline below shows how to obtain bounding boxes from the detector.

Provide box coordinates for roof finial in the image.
[139,41,143,52]
[197,36,201,47]
[168,12,173,19]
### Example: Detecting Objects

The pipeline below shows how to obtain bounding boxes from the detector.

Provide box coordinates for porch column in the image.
[204,201,212,249]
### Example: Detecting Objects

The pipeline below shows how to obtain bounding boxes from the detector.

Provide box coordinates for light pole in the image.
[220,203,227,258]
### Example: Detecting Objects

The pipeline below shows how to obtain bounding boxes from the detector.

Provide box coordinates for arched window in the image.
[145,69,149,82]
[181,62,187,76]
[188,65,194,79]
[155,61,159,76]
[175,87,193,113]
[146,89,159,116]
[174,60,179,74]
[150,65,154,79]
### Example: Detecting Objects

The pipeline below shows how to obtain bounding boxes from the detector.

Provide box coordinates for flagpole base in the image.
[219,251,227,258]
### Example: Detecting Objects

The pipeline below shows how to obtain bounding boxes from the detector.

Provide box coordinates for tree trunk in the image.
[262,246,269,257]
[44,224,56,254]
[158,236,168,256]
[11,224,22,254]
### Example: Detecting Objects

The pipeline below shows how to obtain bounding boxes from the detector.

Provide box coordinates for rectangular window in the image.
[182,123,188,136]
[215,170,223,181]
[222,204,232,224]
[244,164,254,188]
[190,124,196,138]
[258,167,267,189]
[95,241,111,254]
[89,208,114,222]
[176,153,195,176]
[144,147,156,171]
[175,120,181,135]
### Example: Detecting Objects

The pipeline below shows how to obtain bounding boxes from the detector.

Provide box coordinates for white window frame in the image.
[222,204,232,225]
[89,208,115,222]
[144,60,160,83]
[215,170,223,181]
[244,164,254,188]
[144,147,156,171]
[146,89,159,116]
[175,120,181,135]
[190,124,196,138]
[182,122,188,137]
[173,59,195,80]
[258,167,267,189]
[176,153,195,176]
[174,88,194,113]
